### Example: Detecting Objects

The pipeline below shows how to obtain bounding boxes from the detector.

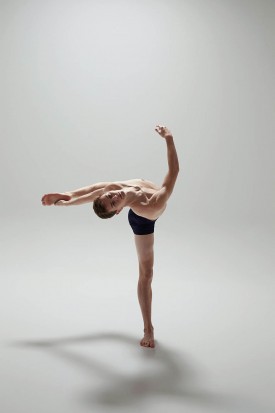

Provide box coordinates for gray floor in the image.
[0,213,274,413]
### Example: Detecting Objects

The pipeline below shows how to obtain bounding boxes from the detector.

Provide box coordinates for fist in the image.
[155,125,173,139]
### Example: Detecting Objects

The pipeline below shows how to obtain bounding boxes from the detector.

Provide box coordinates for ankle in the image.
[144,326,154,333]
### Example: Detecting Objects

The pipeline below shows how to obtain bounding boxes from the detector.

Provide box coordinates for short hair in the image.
[93,197,116,219]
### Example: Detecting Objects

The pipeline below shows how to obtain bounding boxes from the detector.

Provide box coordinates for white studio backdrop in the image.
[0,0,274,229]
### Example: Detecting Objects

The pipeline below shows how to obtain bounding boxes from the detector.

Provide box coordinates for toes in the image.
[140,338,155,348]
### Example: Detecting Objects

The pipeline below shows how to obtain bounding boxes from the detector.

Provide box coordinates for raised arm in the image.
[156,125,179,193]
[147,125,179,209]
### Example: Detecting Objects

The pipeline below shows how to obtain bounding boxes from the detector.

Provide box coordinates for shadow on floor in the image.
[12,332,269,412]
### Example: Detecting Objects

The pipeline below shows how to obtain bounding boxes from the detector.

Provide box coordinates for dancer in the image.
[41,125,179,348]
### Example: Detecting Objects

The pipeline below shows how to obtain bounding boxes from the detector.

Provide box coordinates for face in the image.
[99,190,125,214]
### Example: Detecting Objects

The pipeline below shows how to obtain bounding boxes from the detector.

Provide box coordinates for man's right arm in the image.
[68,181,111,198]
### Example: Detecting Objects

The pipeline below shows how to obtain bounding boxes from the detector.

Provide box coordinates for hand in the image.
[155,125,173,139]
[41,193,72,206]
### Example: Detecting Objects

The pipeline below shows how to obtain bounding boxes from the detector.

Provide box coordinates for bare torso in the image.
[110,178,166,220]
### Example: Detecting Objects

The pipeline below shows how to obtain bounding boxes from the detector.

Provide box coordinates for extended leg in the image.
[134,233,155,348]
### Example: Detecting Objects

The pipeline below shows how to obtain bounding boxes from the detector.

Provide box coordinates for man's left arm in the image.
[151,126,179,206]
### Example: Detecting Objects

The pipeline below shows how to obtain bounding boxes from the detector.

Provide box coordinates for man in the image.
[41,125,179,348]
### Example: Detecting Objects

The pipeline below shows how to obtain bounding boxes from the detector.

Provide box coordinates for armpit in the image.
[148,187,169,208]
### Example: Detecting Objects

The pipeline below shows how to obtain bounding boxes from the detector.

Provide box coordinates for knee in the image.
[139,266,153,283]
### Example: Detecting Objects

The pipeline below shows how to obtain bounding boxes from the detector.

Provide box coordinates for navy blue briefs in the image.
[128,208,157,235]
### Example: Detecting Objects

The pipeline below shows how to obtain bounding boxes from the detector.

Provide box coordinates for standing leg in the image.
[134,233,155,348]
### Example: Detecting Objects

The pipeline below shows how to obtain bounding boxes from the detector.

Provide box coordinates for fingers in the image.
[155,124,173,139]
[155,124,167,136]
[41,194,52,206]
[54,200,66,206]
[155,124,166,131]
[41,194,47,206]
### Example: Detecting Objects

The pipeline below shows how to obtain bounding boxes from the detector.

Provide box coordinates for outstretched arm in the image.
[67,181,111,198]
[54,188,106,206]
[41,181,111,206]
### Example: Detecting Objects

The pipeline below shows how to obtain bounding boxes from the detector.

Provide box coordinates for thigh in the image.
[134,234,154,269]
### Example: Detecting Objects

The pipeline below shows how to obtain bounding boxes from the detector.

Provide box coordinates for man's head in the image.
[93,190,125,219]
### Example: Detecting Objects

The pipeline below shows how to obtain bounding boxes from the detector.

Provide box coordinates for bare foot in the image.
[41,193,71,206]
[140,328,155,348]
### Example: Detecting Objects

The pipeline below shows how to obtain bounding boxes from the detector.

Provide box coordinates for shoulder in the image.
[148,186,169,205]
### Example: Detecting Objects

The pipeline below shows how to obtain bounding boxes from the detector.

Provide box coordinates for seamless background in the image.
[0,1,274,413]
